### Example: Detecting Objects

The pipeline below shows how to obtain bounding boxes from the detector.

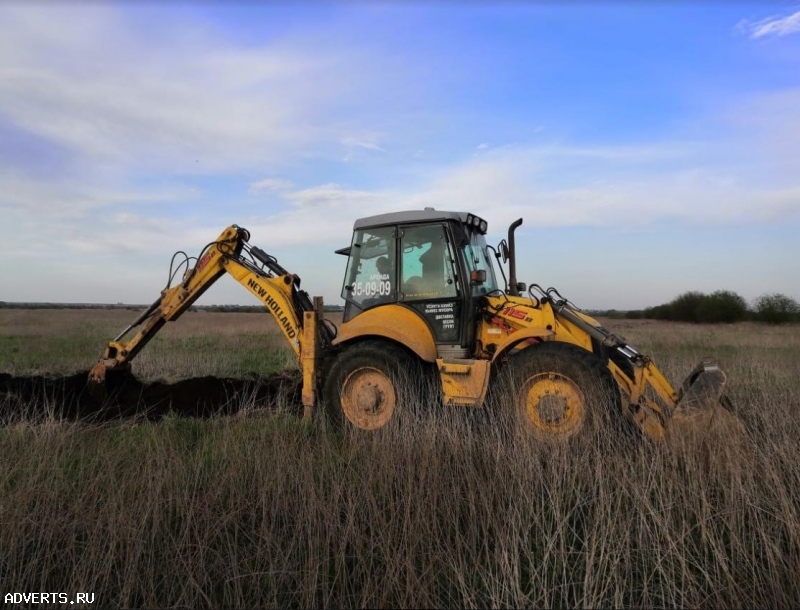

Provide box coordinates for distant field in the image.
[2,308,797,388]
[1,309,800,608]
[0,308,298,380]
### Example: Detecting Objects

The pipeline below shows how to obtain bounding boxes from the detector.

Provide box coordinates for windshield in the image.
[462,230,499,295]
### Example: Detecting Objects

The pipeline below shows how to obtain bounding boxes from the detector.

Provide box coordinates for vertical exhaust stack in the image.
[508,218,523,296]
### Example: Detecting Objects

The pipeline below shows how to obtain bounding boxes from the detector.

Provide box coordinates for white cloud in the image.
[3,75,799,265]
[342,134,386,161]
[248,178,294,194]
[740,10,800,39]
[0,167,198,217]
[182,130,800,254]
[408,142,800,231]
[0,6,366,174]
[243,183,402,246]
[344,140,384,152]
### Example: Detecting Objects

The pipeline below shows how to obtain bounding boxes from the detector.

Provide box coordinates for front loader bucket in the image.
[669,358,744,438]
[676,358,727,418]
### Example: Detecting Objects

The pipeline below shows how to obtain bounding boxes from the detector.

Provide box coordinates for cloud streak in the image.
[248,179,294,194]
[740,10,800,39]
[194,136,800,251]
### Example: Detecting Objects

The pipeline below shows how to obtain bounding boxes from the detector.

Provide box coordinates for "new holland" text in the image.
[247,278,297,339]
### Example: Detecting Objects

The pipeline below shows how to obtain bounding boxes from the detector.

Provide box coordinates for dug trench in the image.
[0,370,302,422]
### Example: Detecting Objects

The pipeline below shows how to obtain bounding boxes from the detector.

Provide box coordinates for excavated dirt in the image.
[0,370,302,422]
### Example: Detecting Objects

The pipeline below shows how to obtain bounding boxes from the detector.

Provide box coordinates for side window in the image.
[463,234,498,296]
[342,226,396,309]
[400,224,458,301]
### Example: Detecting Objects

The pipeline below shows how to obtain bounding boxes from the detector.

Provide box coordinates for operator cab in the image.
[338,209,498,358]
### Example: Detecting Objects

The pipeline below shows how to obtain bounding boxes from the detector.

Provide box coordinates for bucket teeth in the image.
[87,362,135,403]
[87,362,109,401]
[88,362,107,386]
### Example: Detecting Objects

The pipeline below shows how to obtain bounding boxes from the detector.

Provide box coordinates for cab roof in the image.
[337,209,488,256]
[353,209,471,230]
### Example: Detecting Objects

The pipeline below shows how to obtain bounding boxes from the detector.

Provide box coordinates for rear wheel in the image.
[493,341,625,441]
[323,340,424,430]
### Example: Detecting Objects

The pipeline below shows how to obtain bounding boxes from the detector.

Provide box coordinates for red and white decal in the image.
[502,306,527,320]
[196,252,213,273]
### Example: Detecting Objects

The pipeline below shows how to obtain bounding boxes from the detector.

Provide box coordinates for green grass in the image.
[0,309,296,379]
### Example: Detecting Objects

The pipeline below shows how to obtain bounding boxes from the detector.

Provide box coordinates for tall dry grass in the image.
[1,312,799,607]
[1,402,798,608]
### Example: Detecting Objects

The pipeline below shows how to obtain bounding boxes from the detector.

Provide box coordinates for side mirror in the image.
[498,240,509,263]
[470,269,487,285]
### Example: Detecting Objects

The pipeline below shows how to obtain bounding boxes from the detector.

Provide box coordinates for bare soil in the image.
[0,369,301,422]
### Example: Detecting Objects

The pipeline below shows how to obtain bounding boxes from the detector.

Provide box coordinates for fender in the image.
[334,304,438,362]
[490,327,555,362]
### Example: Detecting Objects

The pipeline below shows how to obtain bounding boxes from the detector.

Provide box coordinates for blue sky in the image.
[1,2,798,309]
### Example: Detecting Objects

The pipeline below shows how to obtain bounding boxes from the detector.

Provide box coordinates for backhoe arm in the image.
[88,225,327,390]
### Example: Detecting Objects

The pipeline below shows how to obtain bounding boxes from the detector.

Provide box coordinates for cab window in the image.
[463,231,499,295]
[400,224,458,301]
[342,226,396,310]
[464,232,497,295]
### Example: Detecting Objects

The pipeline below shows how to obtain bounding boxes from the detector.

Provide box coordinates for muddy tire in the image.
[491,341,626,441]
[322,340,425,430]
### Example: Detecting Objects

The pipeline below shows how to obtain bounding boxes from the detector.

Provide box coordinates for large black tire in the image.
[491,341,626,441]
[322,339,428,430]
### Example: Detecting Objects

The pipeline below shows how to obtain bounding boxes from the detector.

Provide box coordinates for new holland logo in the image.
[247,278,297,339]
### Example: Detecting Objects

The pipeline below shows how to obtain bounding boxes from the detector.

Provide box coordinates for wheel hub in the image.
[523,372,585,436]
[355,384,382,412]
[340,367,396,430]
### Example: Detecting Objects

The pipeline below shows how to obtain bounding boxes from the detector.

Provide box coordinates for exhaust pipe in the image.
[508,218,523,296]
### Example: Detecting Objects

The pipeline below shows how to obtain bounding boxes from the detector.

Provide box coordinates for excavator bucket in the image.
[86,362,134,403]
[86,362,111,402]
[88,362,108,388]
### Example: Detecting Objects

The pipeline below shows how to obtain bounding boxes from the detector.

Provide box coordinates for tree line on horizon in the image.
[596,291,800,324]
[0,302,346,314]
[1,293,797,324]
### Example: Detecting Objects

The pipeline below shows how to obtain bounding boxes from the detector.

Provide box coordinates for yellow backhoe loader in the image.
[89,209,731,441]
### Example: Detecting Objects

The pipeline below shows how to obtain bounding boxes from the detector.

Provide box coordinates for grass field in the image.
[1,309,799,608]
[0,309,297,380]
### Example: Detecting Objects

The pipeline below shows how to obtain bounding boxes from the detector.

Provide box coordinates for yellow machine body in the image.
[90,216,730,442]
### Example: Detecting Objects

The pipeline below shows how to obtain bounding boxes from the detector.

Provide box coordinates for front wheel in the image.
[322,340,425,430]
[492,341,625,441]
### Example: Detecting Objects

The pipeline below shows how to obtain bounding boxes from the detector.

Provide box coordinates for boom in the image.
[88,225,334,409]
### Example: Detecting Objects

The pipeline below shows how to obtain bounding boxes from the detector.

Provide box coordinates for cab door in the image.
[399,223,465,353]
